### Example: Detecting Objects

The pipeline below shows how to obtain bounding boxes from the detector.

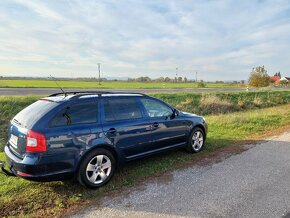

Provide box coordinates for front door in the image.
[140,98,188,150]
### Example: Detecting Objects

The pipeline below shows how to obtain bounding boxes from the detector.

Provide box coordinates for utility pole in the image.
[98,63,101,85]
[176,67,178,83]
[196,71,198,82]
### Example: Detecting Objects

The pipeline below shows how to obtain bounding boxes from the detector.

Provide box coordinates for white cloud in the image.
[13,0,63,21]
[0,0,290,80]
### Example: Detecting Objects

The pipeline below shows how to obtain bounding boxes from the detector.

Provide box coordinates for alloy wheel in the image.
[86,155,112,184]
[192,130,204,152]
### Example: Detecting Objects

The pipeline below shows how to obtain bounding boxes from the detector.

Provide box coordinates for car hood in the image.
[180,111,200,118]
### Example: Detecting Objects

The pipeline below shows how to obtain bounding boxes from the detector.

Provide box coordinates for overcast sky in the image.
[0,0,289,81]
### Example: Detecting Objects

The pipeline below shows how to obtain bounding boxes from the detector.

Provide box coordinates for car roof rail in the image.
[100,92,148,96]
[48,91,148,98]
[48,91,112,97]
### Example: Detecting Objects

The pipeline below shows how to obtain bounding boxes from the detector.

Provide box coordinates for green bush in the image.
[197,82,207,88]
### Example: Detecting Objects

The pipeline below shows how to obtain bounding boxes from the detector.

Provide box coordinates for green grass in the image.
[0,79,242,89]
[0,92,290,217]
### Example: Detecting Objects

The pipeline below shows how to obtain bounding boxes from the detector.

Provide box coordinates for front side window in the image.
[50,102,98,127]
[141,98,172,118]
[104,98,142,121]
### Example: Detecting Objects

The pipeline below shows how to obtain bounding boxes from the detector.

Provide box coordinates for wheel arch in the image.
[75,144,119,177]
[193,124,206,140]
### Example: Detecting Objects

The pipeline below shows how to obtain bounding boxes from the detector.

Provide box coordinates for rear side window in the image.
[13,100,58,129]
[50,102,98,127]
[104,98,142,121]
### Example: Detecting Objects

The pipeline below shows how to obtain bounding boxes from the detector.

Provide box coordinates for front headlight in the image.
[202,117,206,123]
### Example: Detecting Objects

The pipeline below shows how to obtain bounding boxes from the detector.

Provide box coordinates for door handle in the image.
[108,128,117,134]
[152,122,159,128]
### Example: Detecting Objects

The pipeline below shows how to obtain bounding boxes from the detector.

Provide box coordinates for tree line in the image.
[128,76,189,83]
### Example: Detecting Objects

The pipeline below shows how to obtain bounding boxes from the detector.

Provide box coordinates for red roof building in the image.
[270,76,280,82]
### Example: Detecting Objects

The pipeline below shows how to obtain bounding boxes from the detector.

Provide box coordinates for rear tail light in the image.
[26,130,47,152]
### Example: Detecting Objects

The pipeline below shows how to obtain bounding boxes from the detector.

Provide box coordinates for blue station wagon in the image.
[3,92,207,188]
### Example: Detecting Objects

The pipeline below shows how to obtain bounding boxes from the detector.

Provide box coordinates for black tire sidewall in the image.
[78,148,116,188]
[186,127,205,153]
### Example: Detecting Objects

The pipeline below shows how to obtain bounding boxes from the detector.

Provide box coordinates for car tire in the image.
[186,127,205,153]
[78,148,116,188]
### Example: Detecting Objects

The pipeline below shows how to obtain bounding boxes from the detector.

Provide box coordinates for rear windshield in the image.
[13,100,58,129]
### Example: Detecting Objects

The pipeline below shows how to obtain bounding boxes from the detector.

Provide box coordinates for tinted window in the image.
[104,98,142,121]
[51,102,98,127]
[13,100,58,129]
[141,98,172,118]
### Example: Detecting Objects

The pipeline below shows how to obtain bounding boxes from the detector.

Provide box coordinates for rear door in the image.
[45,101,101,151]
[44,101,101,172]
[101,97,152,159]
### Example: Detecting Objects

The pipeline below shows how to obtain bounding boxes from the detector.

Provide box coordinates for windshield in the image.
[13,100,58,129]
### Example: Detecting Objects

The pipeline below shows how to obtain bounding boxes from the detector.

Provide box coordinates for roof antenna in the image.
[49,74,67,97]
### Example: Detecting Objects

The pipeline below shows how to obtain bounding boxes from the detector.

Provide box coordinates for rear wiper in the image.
[13,119,22,126]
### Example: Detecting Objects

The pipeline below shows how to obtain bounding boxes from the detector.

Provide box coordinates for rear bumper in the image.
[4,145,74,181]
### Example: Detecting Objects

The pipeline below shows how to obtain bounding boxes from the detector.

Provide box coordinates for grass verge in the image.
[0,103,290,217]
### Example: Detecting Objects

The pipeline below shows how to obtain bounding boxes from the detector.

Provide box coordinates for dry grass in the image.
[198,95,237,114]
[175,98,194,112]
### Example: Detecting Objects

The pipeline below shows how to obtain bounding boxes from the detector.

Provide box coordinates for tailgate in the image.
[6,99,59,158]
[8,121,28,159]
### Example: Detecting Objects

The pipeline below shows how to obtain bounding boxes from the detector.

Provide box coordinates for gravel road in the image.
[73,131,290,218]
